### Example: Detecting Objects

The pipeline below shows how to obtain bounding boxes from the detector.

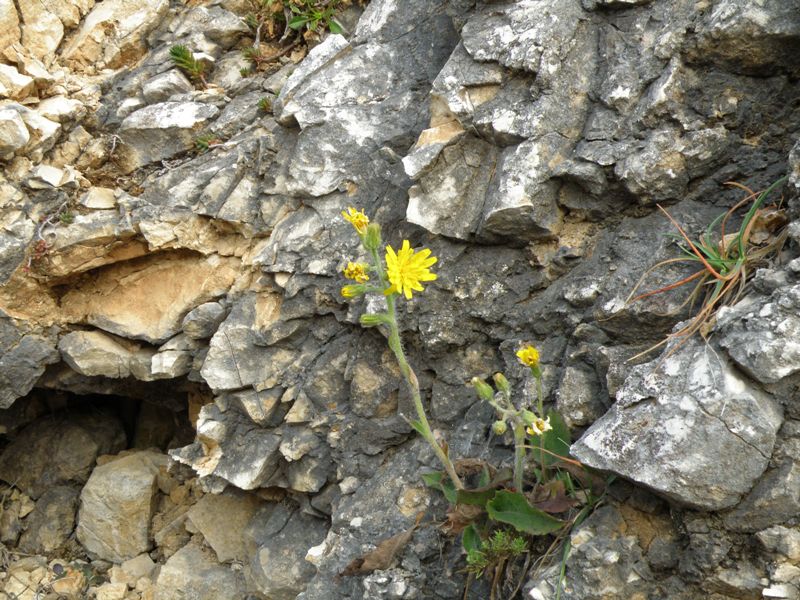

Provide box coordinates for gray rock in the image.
[572,337,783,510]
[716,286,800,384]
[155,541,246,600]
[171,398,282,489]
[723,461,800,532]
[757,526,800,561]
[556,363,607,428]
[688,0,800,75]
[0,318,59,409]
[181,301,226,340]
[150,333,199,380]
[119,101,220,172]
[246,503,327,600]
[172,5,250,49]
[17,485,80,555]
[0,411,126,498]
[141,70,194,104]
[76,450,168,562]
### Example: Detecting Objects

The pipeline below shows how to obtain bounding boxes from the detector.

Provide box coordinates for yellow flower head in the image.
[343,261,370,283]
[342,207,369,235]
[527,416,552,437]
[385,240,437,300]
[516,345,540,369]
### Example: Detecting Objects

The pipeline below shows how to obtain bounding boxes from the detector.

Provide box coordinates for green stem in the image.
[513,422,526,492]
[536,374,547,482]
[369,246,464,490]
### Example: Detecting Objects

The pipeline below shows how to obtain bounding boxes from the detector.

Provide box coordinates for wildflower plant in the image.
[169,45,206,87]
[340,207,463,489]
[340,209,610,597]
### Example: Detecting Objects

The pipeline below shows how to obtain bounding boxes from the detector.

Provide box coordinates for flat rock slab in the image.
[155,542,245,600]
[572,337,783,510]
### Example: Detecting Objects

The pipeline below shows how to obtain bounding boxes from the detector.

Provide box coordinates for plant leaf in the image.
[486,491,564,535]
[456,488,496,506]
[288,15,311,29]
[421,471,457,503]
[462,524,481,554]
[328,18,344,34]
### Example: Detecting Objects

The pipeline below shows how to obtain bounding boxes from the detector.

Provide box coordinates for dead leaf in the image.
[530,480,577,514]
[339,512,424,576]
[442,502,483,535]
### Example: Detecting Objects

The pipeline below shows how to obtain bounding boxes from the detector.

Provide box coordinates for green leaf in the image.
[462,524,481,554]
[288,15,311,29]
[328,18,344,34]
[420,471,457,504]
[486,491,564,535]
[541,411,571,467]
[456,488,496,506]
[478,465,491,488]
[409,420,427,436]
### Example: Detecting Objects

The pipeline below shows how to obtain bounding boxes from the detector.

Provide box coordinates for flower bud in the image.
[471,377,494,402]
[521,410,536,426]
[363,223,382,251]
[491,420,508,435]
[359,313,389,327]
[341,284,365,298]
[492,372,511,394]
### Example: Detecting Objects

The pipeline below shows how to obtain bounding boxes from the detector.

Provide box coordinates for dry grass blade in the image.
[626,177,788,363]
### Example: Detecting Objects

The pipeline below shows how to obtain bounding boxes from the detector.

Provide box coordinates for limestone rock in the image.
[716,286,800,384]
[150,333,199,380]
[60,252,239,344]
[35,96,86,123]
[61,0,169,70]
[246,504,327,600]
[76,450,168,562]
[0,64,34,100]
[58,330,137,378]
[186,489,263,562]
[17,485,80,554]
[155,542,246,600]
[171,6,250,49]
[79,187,117,209]
[171,398,282,489]
[17,0,64,62]
[118,101,220,172]
[572,337,783,510]
[0,319,59,410]
[0,411,126,498]
[0,0,20,53]
[0,107,30,156]
[141,70,194,105]
[723,461,800,532]
[181,301,226,340]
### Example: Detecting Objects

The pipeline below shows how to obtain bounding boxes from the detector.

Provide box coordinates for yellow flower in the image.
[526,416,552,437]
[385,240,437,300]
[342,207,369,235]
[343,261,370,283]
[516,345,540,368]
[341,284,362,298]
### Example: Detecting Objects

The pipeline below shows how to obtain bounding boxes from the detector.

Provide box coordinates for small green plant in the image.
[194,133,222,153]
[169,45,207,87]
[285,0,345,34]
[258,97,273,113]
[464,528,528,577]
[340,208,609,599]
[58,211,74,225]
[626,176,788,361]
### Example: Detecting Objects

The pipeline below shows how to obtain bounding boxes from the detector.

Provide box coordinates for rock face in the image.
[573,337,783,510]
[0,0,799,598]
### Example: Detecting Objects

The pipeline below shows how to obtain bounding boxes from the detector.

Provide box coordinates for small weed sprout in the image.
[169,45,207,87]
[626,176,788,361]
[340,209,610,598]
[194,133,222,153]
[258,97,273,112]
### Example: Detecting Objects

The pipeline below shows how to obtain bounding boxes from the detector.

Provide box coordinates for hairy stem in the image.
[513,422,526,492]
[370,246,463,490]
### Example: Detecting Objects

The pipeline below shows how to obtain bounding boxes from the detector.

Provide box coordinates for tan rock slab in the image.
[60,252,240,343]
